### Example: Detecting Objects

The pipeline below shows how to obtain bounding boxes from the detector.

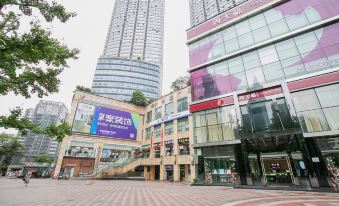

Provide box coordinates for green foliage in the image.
[0,0,77,142]
[0,133,24,172]
[36,155,53,164]
[130,90,148,106]
[0,133,24,157]
[170,76,190,92]
[0,108,71,142]
[76,85,92,94]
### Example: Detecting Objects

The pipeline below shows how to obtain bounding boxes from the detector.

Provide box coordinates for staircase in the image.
[92,157,143,179]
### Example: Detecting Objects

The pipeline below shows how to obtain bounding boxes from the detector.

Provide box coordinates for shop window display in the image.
[291,84,339,134]
[194,106,238,144]
[142,145,150,158]
[178,138,190,155]
[316,137,339,188]
[195,146,239,185]
[100,148,134,165]
[65,146,95,158]
[165,140,174,156]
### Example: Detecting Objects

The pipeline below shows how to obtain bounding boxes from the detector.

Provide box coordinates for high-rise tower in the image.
[91,0,165,101]
[21,101,68,160]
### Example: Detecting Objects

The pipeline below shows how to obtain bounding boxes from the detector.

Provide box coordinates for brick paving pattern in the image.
[0,178,338,206]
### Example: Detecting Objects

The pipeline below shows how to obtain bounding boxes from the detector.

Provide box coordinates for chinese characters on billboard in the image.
[72,103,139,141]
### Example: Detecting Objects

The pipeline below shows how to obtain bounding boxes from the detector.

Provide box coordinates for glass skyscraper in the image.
[91,0,165,101]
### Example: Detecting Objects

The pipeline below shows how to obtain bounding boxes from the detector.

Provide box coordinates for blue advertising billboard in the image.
[72,103,139,141]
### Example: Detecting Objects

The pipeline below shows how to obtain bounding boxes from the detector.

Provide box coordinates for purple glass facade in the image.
[189,0,339,102]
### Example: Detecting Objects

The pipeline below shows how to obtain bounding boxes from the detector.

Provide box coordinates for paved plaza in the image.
[0,178,339,206]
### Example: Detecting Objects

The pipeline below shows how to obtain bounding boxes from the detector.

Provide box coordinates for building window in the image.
[145,127,151,140]
[291,84,339,133]
[155,107,162,119]
[177,97,188,113]
[165,103,173,116]
[155,125,161,138]
[146,111,152,123]
[240,98,295,134]
[165,121,173,135]
[177,117,189,132]
[193,106,238,144]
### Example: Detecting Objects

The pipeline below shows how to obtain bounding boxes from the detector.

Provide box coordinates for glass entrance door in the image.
[260,153,295,186]
[248,154,262,185]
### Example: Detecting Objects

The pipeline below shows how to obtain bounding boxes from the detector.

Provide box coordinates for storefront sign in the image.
[149,110,190,126]
[178,138,189,145]
[187,0,274,41]
[165,165,173,170]
[165,140,174,146]
[153,142,161,148]
[72,103,139,141]
[312,157,320,163]
[288,71,339,92]
[190,96,234,113]
[238,87,283,102]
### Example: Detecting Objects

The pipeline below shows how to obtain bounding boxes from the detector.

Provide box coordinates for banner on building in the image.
[72,103,139,141]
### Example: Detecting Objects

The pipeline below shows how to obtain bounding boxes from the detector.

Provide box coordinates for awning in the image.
[103,143,138,151]
[70,140,94,148]
[142,145,150,150]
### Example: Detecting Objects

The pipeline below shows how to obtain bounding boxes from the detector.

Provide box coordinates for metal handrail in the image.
[91,156,139,176]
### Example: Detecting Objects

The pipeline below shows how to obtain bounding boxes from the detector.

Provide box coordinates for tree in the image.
[0,1,78,141]
[76,85,92,94]
[36,155,53,164]
[130,90,148,106]
[0,133,24,172]
[170,76,190,92]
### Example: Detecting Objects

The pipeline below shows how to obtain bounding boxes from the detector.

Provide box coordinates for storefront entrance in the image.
[154,165,160,180]
[165,165,173,180]
[245,136,311,187]
[260,153,293,186]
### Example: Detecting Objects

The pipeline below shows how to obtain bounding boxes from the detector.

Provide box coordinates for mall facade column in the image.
[91,0,165,101]
[187,0,339,188]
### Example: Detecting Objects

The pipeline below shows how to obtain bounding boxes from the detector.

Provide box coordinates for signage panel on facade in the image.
[149,110,190,126]
[237,87,283,102]
[72,103,139,141]
[187,0,274,40]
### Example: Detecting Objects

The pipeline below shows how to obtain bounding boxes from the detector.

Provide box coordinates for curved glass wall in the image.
[92,57,161,101]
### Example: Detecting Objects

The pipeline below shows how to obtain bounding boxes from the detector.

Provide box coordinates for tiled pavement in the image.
[0,178,338,206]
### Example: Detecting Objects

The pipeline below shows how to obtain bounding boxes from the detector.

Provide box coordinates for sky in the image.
[0,0,190,133]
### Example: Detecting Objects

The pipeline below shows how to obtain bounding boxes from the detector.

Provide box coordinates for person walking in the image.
[23,170,32,186]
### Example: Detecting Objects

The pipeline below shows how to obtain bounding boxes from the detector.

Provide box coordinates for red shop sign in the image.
[238,87,283,102]
[190,96,234,113]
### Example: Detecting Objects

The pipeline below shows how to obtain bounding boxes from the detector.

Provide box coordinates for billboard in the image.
[72,103,139,141]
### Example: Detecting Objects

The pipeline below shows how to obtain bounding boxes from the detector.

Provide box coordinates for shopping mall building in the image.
[54,88,193,182]
[187,0,339,188]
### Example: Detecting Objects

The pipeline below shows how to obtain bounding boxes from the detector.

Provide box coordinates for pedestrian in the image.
[23,170,32,186]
